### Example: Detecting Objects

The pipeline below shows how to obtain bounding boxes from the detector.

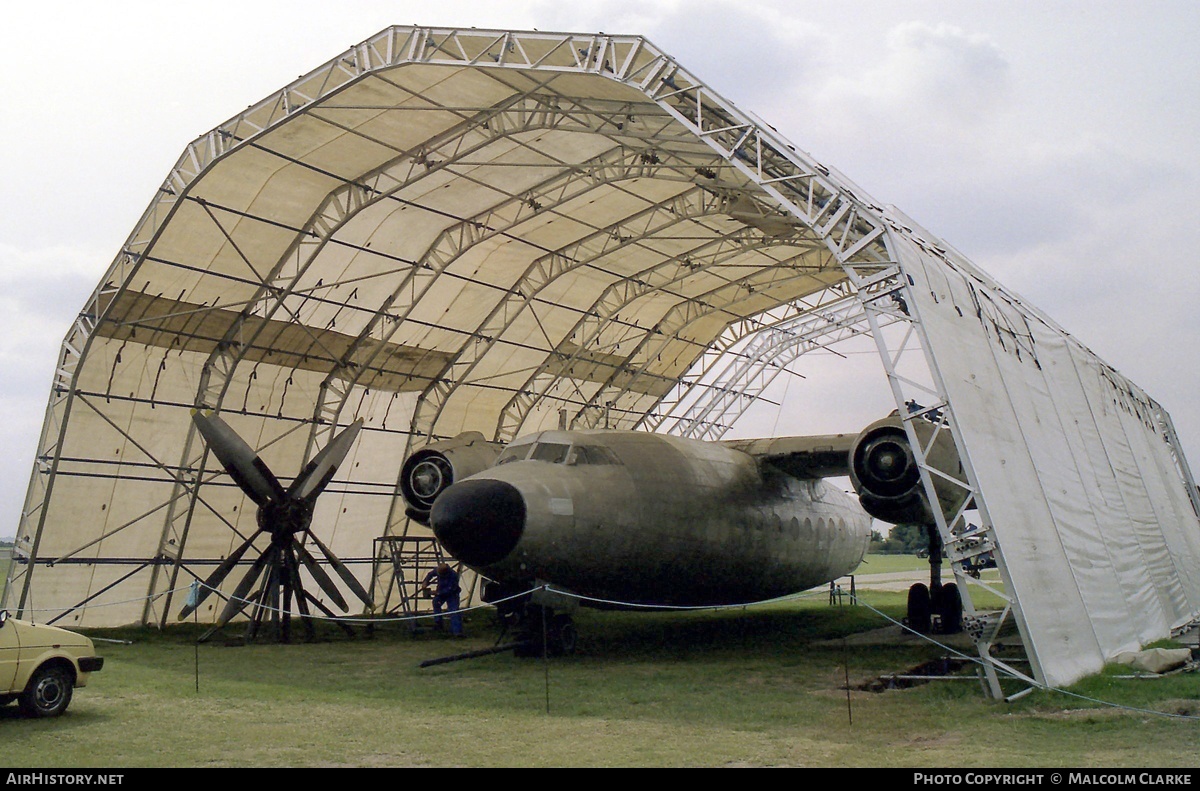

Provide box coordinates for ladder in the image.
[374,536,446,631]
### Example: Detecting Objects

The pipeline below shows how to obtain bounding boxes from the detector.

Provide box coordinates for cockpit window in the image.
[496,440,623,466]
[568,445,622,466]
[494,444,534,466]
[530,442,571,464]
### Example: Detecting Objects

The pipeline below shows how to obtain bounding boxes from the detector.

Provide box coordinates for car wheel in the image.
[18,664,74,718]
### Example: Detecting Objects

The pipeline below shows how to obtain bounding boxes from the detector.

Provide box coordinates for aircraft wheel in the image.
[513,607,577,657]
[550,614,577,656]
[907,583,931,633]
[936,582,963,634]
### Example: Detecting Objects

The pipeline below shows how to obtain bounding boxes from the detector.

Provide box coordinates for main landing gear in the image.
[483,580,579,657]
[512,607,577,657]
[906,580,963,634]
[906,524,964,635]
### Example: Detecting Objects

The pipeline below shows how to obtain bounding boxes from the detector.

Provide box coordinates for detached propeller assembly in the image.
[179,411,373,642]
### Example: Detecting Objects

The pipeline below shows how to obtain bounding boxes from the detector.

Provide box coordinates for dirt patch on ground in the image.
[855,657,972,692]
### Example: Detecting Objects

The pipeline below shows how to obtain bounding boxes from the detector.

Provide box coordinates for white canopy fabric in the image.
[6,27,1197,690]
[894,230,1200,687]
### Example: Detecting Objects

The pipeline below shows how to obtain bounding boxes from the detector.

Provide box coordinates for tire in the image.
[936,582,963,634]
[513,606,549,657]
[907,583,931,633]
[550,615,577,656]
[514,611,577,657]
[18,664,74,718]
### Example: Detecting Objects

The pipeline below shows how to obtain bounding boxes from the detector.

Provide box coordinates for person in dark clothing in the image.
[422,562,464,636]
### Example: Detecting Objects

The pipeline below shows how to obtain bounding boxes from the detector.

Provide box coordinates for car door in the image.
[0,613,21,693]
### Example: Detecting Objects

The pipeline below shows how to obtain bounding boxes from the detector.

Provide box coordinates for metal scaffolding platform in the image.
[373,536,451,631]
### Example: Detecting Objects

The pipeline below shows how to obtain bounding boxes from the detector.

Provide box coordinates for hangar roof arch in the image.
[13,26,892,620]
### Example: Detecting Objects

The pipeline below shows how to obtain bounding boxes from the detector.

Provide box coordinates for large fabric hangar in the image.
[6,26,1199,695]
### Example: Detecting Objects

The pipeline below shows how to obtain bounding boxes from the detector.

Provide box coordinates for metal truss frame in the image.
[840,250,1035,700]
[494,239,831,442]
[149,113,716,623]
[146,88,638,624]
[563,254,836,433]
[652,289,887,441]
[4,26,955,629]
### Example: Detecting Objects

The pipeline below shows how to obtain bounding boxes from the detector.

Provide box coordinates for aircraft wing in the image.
[719,433,855,479]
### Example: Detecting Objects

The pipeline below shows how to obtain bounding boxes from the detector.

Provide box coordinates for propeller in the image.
[180,411,372,642]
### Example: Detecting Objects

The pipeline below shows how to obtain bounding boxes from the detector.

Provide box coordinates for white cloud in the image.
[0,243,105,386]
[0,243,108,526]
[532,0,833,105]
[873,22,1010,122]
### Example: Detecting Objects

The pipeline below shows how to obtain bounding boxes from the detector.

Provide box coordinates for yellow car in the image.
[0,609,103,717]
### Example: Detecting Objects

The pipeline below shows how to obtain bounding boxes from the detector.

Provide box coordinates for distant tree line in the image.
[868,524,929,554]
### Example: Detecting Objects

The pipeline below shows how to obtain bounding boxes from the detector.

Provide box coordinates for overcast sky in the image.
[1,1,1197,531]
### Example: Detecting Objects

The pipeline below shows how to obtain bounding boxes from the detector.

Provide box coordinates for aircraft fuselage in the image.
[429,430,872,607]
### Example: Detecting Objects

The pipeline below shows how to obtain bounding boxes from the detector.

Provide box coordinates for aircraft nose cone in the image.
[430,479,526,567]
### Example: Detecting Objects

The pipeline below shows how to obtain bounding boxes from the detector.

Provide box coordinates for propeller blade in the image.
[282,547,316,642]
[299,588,357,638]
[192,410,286,507]
[247,556,281,642]
[288,418,364,502]
[307,531,373,607]
[278,553,296,643]
[213,546,274,628]
[178,533,259,619]
[293,538,349,611]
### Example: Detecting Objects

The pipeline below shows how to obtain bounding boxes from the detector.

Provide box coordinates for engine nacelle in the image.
[849,413,969,526]
[399,431,504,525]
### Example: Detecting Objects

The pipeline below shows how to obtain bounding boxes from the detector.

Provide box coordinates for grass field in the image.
[1,567,1197,767]
[851,552,929,574]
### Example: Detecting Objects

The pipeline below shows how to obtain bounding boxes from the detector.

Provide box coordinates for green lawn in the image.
[0,592,1195,768]
[854,553,928,574]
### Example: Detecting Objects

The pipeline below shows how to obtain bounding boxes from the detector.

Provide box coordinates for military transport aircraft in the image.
[399,411,970,654]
